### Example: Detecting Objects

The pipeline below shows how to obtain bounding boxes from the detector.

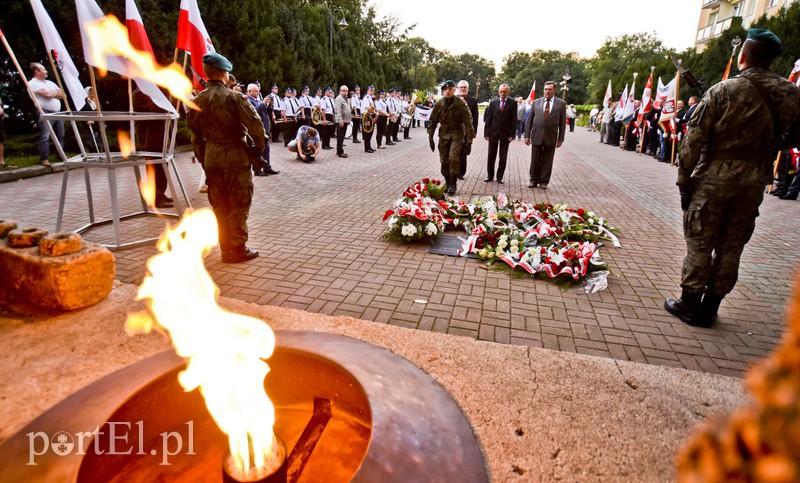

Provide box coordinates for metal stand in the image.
[49,111,192,251]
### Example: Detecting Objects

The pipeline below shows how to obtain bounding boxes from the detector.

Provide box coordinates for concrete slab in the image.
[0,283,749,481]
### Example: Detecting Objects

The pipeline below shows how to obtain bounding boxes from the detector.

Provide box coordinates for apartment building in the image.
[695,0,796,51]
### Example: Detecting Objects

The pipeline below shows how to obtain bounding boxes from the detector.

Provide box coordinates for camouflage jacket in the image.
[678,67,800,187]
[427,96,474,141]
[187,80,266,169]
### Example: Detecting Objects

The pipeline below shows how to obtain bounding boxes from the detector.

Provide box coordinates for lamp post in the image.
[328,7,348,55]
[475,74,481,102]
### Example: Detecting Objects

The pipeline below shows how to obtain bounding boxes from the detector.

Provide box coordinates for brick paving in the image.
[3,124,798,377]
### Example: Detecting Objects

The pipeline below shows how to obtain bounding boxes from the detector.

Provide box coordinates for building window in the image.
[746,0,756,16]
[732,1,743,16]
[767,0,779,7]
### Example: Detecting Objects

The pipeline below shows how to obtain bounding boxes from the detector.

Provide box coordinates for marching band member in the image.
[299,86,312,127]
[282,87,299,146]
[351,85,362,144]
[375,89,390,149]
[321,87,336,150]
[361,85,376,153]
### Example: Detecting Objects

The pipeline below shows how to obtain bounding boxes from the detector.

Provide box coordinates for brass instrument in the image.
[361,106,375,133]
[311,105,325,125]
[407,104,416,118]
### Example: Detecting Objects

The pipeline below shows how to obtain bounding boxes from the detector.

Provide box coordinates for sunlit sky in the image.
[370,0,700,71]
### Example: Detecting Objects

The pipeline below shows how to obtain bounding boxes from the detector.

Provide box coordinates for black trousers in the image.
[363,115,375,150]
[376,116,388,146]
[487,138,510,181]
[530,143,556,185]
[352,117,361,142]
[336,122,349,155]
[282,118,296,146]
[391,119,400,141]
[403,124,411,139]
[322,115,334,147]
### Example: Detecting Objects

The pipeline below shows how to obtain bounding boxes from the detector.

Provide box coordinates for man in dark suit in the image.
[457,80,479,180]
[524,81,566,189]
[483,83,517,184]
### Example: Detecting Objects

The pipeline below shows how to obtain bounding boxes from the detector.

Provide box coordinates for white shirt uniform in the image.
[361,93,375,111]
[375,98,388,116]
[284,96,299,117]
[311,95,322,109]
[322,96,335,116]
[351,94,361,115]
[298,94,312,109]
[269,92,284,114]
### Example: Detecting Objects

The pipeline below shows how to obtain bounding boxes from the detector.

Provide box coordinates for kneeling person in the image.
[288,125,322,162]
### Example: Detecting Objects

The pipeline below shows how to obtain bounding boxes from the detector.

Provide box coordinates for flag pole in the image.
[88,66,114,163]
[0,29,70,164]
[47,49,90,158]
[671,71,680,166]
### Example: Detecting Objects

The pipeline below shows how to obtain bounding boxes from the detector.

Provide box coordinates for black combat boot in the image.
[447,176,457,196]
[697,292,724,328]
[664,289,703,326]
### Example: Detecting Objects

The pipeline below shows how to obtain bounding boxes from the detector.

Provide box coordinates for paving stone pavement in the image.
[3,124,798,377]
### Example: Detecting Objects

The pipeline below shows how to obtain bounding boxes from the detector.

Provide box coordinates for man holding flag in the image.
[665,29,800,328]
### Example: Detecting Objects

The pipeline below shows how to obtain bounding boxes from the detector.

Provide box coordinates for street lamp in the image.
[328,6,348,55]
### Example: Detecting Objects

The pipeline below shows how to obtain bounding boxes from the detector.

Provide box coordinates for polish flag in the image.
[30,0,86,110]
[528,81,536,101]
[636,71,653,126]
[76,0,175,112]
[614,83,628,122]
[125,0,154,56]
[658,73,678,135]
[176,0,215,85]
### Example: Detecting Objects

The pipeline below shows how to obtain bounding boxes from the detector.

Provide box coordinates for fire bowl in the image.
[0,331,488,482]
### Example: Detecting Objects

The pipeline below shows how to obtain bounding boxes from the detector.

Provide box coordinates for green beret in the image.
[442,80,456,88]
[746,28,782,58]
[202,52,233,72]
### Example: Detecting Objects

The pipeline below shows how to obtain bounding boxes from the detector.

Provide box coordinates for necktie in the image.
[500,99,505,112]
[544,100,550,119]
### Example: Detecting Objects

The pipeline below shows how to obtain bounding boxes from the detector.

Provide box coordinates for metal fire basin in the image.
[0,331,489,482]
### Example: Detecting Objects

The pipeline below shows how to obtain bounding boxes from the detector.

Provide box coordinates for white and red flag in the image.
[636,70,653,126]
[528,81,536,101]
[602,79,612,107]
[126,0,154,56]
[76,0,175,112]
[789,58,800,87]
[30,0,86,110]
[177,0,215,86]
[622,74,637,125]
[658,74,678,135]
[614,83,628,122]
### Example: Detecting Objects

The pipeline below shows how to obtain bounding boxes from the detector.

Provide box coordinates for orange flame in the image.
[85,15,198,110]
[118,130,132,158]
[126,209,281,475]
[138,165,156,209]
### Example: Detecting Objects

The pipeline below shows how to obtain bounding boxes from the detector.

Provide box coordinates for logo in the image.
[50,432,74,456]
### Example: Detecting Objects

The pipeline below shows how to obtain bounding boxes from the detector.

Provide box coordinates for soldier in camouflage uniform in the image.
[188,52,267,263]
[428,80,475,195]
[665,29,800,327]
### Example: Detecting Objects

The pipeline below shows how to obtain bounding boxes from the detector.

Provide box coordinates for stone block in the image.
[0,238,115,310]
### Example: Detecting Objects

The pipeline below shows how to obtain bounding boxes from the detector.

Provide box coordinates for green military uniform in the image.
[669,29,800,326]
[188,74,266,259]
[428,93,474,192]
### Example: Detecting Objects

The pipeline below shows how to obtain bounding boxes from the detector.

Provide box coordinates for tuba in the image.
[311,105,325,125]
[361,106,375,133]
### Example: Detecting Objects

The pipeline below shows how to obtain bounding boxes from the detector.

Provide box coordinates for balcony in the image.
[702,0,727,8]
[696,15,742,44]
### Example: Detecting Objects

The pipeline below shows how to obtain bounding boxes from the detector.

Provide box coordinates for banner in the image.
[413,107,431,121]
[614,83,628,122]
[528,81,536,102]
[658,74,678,134]
[622,74,637,125]
[30,0,86,110]
[177,0,215,86]
[637,70,653,126]
[602,79,612,107]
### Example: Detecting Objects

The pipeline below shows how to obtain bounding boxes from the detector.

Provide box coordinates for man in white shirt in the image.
[599,100,613,143]
[282,88,299,146]
[267,84,284,143]
[361,86,376,153]
[29,63,65,167]
[350,85,362,144]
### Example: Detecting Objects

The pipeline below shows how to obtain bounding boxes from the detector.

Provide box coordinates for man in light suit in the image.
[524,81,566,189]
[483,83,517,184]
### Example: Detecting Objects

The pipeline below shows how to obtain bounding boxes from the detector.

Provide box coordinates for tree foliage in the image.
[499,50,588,104]
[434,53,496,102]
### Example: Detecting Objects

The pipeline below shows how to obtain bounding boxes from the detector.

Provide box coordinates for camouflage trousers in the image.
[438,136,464,179]
[681,183,764,296]
[205,166,254,254]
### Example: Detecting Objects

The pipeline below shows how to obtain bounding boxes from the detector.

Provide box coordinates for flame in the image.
[126,209,280,474]
[85,15,198,110]
[118,130,132,158]
[138,165,156,209]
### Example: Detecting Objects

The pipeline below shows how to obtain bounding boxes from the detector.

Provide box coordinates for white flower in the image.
[588,212,596,218]
[549,250,566,265]
[388,217,398,230]
[425,222,438,236]
[495,248,505,257]
[500,234,508,241]
[527,247,537,256]
[497,240,508,249]
[598,218,605,226]
[510,239,519,247]
[488,251,495,258]
[478,249,488,258]
[510,246,519,254]
[401,224,418,237]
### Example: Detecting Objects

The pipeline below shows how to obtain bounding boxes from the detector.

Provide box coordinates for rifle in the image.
[244,133,267,172]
